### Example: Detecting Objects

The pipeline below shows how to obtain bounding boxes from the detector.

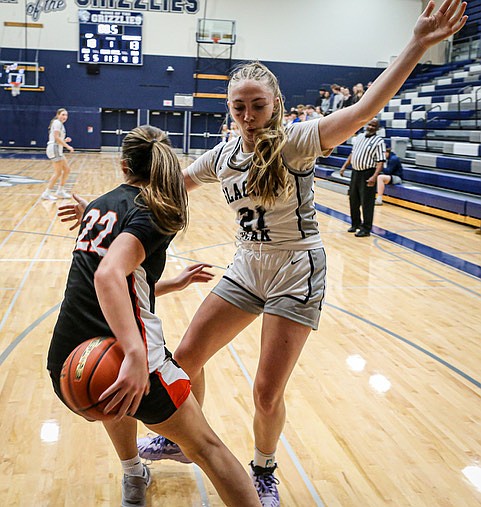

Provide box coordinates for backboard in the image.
[196,19,236,45]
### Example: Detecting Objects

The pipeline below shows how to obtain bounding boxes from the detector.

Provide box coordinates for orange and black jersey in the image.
[47,184,173,373]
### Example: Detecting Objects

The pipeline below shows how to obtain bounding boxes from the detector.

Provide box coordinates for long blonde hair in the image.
[121,125,188,235]
[48,108,67,134]
[228,61,291,208]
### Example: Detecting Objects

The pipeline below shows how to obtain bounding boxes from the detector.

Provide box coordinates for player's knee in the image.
[253,383,283,415]
[174,345,201,378]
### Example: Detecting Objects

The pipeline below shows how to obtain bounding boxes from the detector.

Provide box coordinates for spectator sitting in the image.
[296,104,306,114]
[286,109,301,126]
[375,147,403,205]
[305,104,320,121]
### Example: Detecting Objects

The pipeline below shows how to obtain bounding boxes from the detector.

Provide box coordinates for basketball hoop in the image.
[212,35,220,44]
[11,81,21,97]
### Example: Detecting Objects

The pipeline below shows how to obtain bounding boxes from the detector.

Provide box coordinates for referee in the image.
[340,118,386,237]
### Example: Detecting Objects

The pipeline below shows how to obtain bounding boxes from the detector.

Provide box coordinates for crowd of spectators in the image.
[285,82,372,125]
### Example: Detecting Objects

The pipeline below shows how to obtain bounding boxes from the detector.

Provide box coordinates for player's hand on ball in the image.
[99,348,150,419]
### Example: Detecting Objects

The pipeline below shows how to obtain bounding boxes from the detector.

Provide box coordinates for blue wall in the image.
[1,47,385,149]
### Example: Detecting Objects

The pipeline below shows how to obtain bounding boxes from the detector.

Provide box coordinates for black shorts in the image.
[49,359,191,425]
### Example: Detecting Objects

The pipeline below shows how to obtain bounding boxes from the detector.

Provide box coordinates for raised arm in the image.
[318,0,467,150]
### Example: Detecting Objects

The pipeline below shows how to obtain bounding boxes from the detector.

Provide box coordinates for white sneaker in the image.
[375,197,383,206]
[56,189,72,199]
[41,191,57,201]
[121,464,151,507]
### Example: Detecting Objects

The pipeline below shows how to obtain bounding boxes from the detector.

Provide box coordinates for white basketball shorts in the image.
[212,246,326,330]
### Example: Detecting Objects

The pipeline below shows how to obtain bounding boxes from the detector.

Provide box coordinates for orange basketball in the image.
[60,336,124,421]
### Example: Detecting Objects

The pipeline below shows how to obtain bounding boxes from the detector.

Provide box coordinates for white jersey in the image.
[47,119,65,146]
[187,120,331,250]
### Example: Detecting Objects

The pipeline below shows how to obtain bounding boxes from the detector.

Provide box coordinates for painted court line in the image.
[315,203,481,280]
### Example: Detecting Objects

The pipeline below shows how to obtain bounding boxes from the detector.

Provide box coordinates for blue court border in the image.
[315,203,481,279]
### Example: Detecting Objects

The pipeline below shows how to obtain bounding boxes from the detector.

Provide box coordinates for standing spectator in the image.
[326,84,344,114]
[314,88,327,109]
[321,90,331,115]
[340,119,386,237]
[351,83,365,104]
[42,108,74,201]
[230,122,240,139]
[221,123,230,143]
[375,147,404,205]
[340,86,353,108]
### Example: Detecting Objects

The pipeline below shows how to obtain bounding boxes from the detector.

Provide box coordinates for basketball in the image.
[60,336,124,421]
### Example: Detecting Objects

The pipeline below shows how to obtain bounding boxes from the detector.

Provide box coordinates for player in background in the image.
[42,108,74,200]
[48,125,262,507]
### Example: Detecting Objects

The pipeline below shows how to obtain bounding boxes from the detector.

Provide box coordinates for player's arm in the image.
[183,169,200,191]
[318,0,467,150]
[94,232,150,418]
[155,263,214,296]
[54,129,74,152]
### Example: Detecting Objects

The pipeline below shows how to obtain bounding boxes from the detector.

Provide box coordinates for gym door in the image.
[101,109,138,150]
[189,112,226,151]
[149,111,184,150]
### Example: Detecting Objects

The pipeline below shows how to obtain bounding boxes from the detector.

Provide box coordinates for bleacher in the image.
[314,6,481,227]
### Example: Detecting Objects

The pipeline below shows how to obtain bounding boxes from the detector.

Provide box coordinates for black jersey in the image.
[47,184,174,374]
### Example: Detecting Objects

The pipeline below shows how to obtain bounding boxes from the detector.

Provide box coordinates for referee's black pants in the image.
[348,168,376,232]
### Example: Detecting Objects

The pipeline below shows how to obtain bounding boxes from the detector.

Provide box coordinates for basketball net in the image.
[212,36,220,44]
[11,81,21,97]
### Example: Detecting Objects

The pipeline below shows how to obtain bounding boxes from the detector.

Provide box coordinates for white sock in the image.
[253,448,276,469]
[121,455,144,477]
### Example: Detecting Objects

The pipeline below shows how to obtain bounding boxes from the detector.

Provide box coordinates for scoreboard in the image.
[78,10,143,66]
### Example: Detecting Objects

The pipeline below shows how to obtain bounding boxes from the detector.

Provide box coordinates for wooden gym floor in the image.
[0,152,480,506]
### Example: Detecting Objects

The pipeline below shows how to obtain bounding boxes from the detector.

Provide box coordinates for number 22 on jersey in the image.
[75,209,118,256]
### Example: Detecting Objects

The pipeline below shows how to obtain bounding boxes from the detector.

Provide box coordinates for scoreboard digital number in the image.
[78,10,143,66]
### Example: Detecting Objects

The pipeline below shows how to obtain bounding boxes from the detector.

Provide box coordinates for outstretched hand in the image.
[413,0,467,50]
[173,263,215,291]
[57,193,88,230]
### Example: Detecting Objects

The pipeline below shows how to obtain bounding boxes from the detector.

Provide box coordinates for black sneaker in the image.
[347,226,358,233]
[249,461,280,507]
[355,229,370,237]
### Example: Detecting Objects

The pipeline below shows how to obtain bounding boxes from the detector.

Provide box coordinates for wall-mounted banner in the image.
[26,0,67,22]
[74,0,199,13]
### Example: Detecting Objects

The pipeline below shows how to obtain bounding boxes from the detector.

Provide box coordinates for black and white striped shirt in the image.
[351,133,386,171]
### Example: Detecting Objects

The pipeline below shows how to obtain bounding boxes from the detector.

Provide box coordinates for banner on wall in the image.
[74,0,199,13]
[25,0,200,22]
